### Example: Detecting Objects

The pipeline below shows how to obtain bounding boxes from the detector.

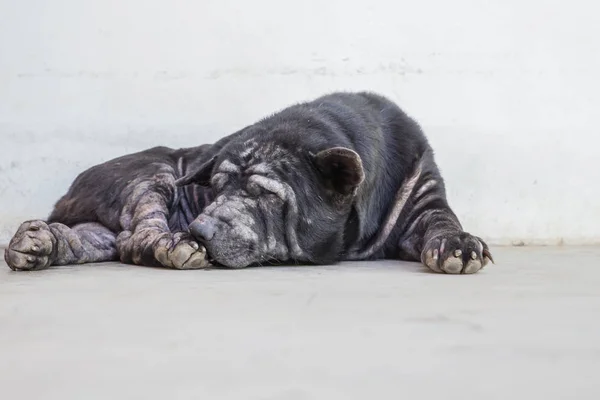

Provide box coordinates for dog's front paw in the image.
[421,232,493,274]
[4,220,56,271]
[155,233,211,270]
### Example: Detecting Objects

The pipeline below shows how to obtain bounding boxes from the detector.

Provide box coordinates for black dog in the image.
[4,92,493,273]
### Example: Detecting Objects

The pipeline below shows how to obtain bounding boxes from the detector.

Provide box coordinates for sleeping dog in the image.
[4,92,493,274]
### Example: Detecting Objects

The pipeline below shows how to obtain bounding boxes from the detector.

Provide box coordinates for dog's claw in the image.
[421,232,493,275]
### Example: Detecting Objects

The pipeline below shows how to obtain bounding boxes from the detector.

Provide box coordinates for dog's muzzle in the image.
[188,216,218,242]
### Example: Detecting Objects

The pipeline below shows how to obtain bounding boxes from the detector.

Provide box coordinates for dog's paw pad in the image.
[155,233,211,270]
[421,232,493,275]
[4,220,55,271]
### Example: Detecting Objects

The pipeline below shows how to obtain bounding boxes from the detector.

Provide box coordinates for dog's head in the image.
[176,130,365,268]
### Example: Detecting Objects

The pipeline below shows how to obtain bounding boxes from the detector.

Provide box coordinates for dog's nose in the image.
[189,216,217,241]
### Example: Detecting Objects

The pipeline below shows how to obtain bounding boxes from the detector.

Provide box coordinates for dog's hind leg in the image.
[4,220,117,271]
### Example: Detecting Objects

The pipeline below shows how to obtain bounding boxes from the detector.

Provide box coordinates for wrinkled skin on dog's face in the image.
[177,138,364,268]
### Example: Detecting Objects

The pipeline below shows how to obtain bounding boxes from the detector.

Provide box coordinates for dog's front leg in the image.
[394,159,494,274]
[116,173,209,269]
[399,205,494,274]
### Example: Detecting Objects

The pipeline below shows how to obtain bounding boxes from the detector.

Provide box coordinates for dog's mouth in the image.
[202,250,227,269]
[202,245,283,269]
[203,249,217,265]
[195,240,215,265]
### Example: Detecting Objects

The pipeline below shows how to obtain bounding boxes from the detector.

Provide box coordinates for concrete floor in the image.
[1,247,599,400]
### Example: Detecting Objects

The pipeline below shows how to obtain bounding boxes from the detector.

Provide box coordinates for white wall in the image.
[1,0,599,246]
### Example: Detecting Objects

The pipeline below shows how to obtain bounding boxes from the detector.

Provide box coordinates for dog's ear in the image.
[175,156,217,187]
[313,147,364,196]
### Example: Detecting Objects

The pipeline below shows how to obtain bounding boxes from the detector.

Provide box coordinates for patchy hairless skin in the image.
[5,146,213,270]
[5,92,493,274]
